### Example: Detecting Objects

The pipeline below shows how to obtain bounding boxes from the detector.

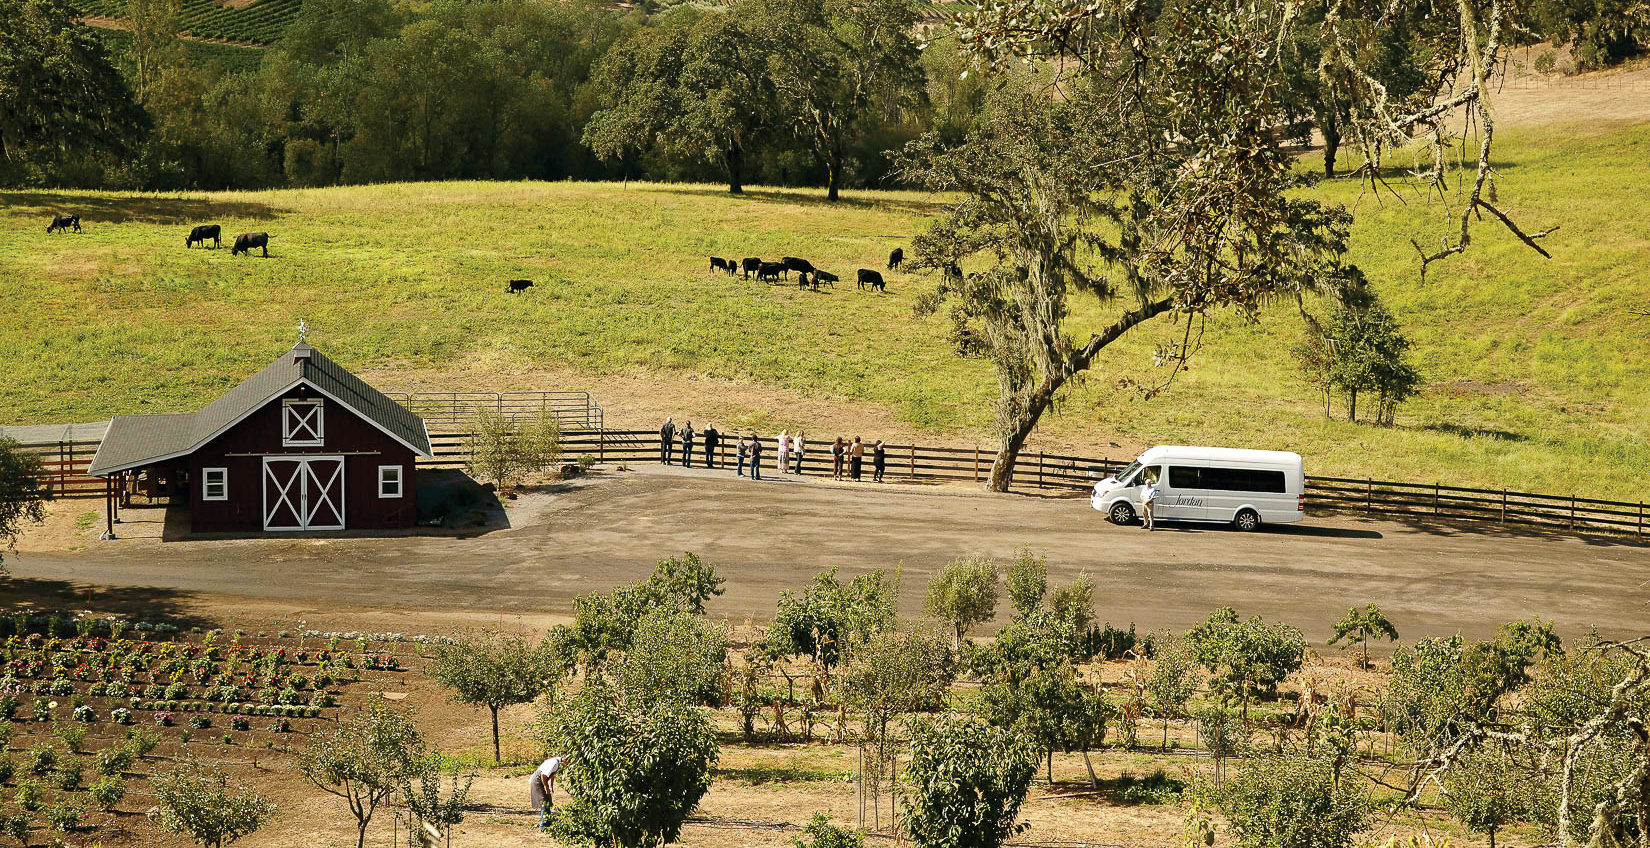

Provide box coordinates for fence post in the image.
[1501,489,1507,524]
[973,447,980,483]
[1037,451,1044,488]
[58,440,67,499]
[598,428,605,462]
[1366,478,1372,511]
[1570,495,1576,530]
[1433,482,1440,515]
[1639,502,1644,541]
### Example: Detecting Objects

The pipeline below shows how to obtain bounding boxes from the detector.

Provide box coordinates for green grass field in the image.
[2,123,1646,501]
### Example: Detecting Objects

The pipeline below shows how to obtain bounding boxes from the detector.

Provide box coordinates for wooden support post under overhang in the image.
[104,476,114,539]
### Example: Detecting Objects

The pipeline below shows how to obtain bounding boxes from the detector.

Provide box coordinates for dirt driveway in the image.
[10,463,1649,642]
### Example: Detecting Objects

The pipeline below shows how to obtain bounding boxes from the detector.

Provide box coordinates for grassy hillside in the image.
[1,123,1646,500]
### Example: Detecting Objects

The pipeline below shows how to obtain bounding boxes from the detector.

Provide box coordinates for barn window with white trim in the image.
[378,465,402,498]
[202,468,228,501]
[283,399,324,446]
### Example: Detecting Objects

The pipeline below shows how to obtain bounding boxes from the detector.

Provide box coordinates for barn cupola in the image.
[292,342,314,364]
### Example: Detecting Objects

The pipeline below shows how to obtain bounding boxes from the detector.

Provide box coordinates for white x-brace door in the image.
[262,456,346,531]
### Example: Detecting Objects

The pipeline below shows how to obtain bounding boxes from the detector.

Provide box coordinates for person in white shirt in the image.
[777,430,791,474]
[529,756,563,829]
[1140,472,1159,531]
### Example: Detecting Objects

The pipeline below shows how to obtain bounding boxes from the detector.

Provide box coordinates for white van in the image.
[1090,446,1305,531]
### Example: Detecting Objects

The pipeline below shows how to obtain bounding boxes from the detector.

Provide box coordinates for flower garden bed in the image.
[0,612,411,846]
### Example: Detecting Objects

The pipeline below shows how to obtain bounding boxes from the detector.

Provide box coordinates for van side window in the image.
[1170,466,1288,493]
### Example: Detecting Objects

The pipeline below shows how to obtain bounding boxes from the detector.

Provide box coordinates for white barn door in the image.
[262,457,346,531]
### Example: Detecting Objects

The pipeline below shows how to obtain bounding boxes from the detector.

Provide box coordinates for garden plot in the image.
[0,613,413,845]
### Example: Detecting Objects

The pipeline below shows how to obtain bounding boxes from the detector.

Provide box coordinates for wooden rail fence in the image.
[13,430,1646,540]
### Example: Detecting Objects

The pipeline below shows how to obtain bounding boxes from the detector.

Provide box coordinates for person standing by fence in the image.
[736,435,748,477]
[831,437,846,480]
[748,433,764,480]
[872,440,886,482]
[703,424,719,469]
[680,422,696,468]
[660,418,675,465]
[793,431,806,474]
[849,437,865,481]
[777,430,790,474]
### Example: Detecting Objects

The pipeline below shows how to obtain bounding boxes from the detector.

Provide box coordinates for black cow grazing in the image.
[46,214,80,234]
[721,257,737,275]
[710,257,735,274]
[741,257,763,279]
[857,269,884,291]
[508,279,535,295]
[231,232,270,257]
[185,224,221,249]
[813,270,839,289]
[758,262,785,283]
[887,248,904,271]
[781,256,815,280]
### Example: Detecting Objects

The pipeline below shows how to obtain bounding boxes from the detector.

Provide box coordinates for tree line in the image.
[0,0,1641,192]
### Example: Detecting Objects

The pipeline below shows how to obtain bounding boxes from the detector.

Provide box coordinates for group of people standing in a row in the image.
[658,419,887,482]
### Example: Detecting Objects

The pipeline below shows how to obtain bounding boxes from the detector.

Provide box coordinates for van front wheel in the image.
[1109,502,1137,526]
[1233,509,1261,532]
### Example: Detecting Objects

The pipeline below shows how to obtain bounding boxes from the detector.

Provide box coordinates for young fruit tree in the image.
[1184,608,1306,725]
[1327,604,1400,669]
[1145,636,1199,751]
[466,407,560,490]
[297,703,428,848]
[907,0,1556,491]
[923,556,999,648]
[428,631,558,764]
[544,681,718,848]
[1205,752,1371,848]
[150,756,275,848]
[903,714,1038,848]
[1002,547,1047,621]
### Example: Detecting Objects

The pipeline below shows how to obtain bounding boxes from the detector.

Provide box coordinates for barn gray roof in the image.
[88,343,431,475]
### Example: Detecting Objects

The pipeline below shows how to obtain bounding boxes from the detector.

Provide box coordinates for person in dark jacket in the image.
[680,422,696,468]
[660,418,675,464]
[748,433,764,480]
[872,440,887,482]
[703,425,720,468]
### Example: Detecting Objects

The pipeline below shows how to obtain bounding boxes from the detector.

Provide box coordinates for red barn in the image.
[88,342,432,533]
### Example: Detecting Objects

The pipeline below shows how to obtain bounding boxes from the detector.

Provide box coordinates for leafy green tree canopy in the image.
[903,714,1038,848]
[923,556,999,648]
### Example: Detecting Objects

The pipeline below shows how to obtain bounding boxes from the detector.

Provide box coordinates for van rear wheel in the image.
[1233,509,1261,532]
[1109,502,1137,526]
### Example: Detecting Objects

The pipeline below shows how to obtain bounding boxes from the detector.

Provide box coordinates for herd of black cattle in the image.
[44,211,908,295]
[709,247,903,292]
[46,213,272,256]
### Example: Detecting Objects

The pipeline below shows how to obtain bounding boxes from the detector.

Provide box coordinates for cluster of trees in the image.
[4,0,1640,191]
[1294,281,1424,425]
[2,0,985,192]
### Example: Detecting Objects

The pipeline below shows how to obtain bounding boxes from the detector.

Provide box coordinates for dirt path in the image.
[12,463,1648,643]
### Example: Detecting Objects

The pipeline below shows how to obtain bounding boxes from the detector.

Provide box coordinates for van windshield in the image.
[1113,460,1143,485]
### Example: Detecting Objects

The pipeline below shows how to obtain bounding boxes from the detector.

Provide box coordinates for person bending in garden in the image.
[529,756,563,829]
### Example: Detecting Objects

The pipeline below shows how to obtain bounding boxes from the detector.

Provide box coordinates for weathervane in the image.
[297,319,309,344]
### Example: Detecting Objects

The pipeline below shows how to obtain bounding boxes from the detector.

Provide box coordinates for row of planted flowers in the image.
[2,634,401,692]
[3,697,325,724]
